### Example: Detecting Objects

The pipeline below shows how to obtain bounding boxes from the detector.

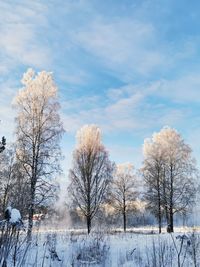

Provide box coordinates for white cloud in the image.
[0,1,51,72]
[0,80,18,141]
[72,18,165,80]
[61,80,189,135]
[0,0,199,173]
[157,74,200,103]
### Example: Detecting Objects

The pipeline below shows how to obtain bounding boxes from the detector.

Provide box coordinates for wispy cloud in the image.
[0,1,51,73]
[1,0,200,169]
[0,80,19,141]
[72,18,165,80]
[157,74,200,103]
[61,79,190,136]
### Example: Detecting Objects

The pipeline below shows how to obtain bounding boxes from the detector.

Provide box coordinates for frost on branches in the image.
[69,125,114,234]
[76,124,102,152]
[110,163,137,232]
[142,126,197,233]
[14,68,64,239]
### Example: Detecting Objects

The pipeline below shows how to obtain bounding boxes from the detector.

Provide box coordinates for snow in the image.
[9,208,21,224]
[3,227,200,266]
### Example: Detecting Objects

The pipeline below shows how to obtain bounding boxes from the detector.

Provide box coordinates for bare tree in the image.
[158,127,197,232]
[142,142,165,233]
[68,125,114,234]
[110,163,137,232]
[142,127,197,233]
[13,68,64,239]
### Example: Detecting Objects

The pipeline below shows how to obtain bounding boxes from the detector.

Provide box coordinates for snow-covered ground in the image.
[3,227,200,267]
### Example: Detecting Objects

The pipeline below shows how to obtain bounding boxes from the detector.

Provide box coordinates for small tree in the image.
[0,147,16,215]
[0,145,32,219]
[14,68,64,239]
[110,163,137,232]
[68,125,114,234]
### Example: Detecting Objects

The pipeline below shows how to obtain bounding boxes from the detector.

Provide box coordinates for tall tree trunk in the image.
[169,206,174,232]
[86,181,91,234]
[162,170,170,226]
[27,182,36,240]
[86,215,91,234]
[169,166,174,232]
[157,171,162,234]
[2,186,8,214]
[27,202,34,241]
[164,202,169,225]
[158,205,162,234]
[123,211,126,232]
[123,196,127,232]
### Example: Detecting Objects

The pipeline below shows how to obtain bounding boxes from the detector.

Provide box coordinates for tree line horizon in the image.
[0,68,198,237]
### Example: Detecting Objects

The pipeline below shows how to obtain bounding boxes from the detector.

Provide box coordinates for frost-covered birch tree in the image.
[110,163,137,232]
[142,127,197,233]
[68,125,114,234]
[142,139,166,233]
[157,127,197,232]
[14,68,64,239]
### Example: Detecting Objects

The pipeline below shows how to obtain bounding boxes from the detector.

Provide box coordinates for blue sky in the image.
[1,0,200,175]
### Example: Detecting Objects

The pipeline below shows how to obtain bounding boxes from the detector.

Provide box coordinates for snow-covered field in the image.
[3,227,200,267]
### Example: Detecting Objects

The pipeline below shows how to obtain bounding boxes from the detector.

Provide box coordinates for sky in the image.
[1,0,200,177]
